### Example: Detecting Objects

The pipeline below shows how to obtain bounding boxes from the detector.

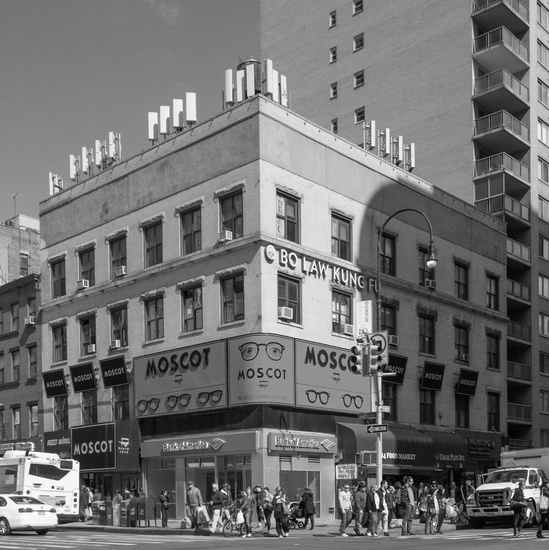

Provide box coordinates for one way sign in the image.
[366,424,388,434]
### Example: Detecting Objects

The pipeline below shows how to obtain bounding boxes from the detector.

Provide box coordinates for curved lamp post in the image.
[374,208,437,484]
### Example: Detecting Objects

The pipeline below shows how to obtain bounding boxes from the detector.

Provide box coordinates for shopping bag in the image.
[445,502,457,519]
[236,510,244,524]
[197,504,210,524]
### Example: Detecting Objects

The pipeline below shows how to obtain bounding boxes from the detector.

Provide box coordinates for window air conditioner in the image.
[111,339,121,349]
[218,230,233,243]
[278,306,293,321]
[425,279,436,290]
[114,265,127,277]
[77,279,90,290]
[459,353,469,362]
[388,335,399,347]
[343,324,354,336]
[24,316,36,326]
[86,344,96,354]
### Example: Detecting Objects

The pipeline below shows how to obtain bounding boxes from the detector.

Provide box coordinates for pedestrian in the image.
[236,489,252,537]
[434,481,446,534]
[273,486,290,538]
[93,488,102,501]
[124,488,131,500]
[338,484,353,536]
[252,485,265,528]
[449,481,456,501]
[301,487,316,530]
[263,487,274,534]
[386,485,396,529]
[510,479,527,537]
[221,483,233,521]
[159,490,170,528]
[209,483,224,534]
[353,481,367,535]
[113,490,123,504]
[400,476,416,536]
[378,480,390,536]
[538,478,549,538]
[186,480,203,529]
[424,482,439,535]
[79,485,90,522]
[365,484,380,537]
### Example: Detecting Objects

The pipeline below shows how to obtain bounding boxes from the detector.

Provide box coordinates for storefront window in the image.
[279,456,321,514]
[146,459,176,503]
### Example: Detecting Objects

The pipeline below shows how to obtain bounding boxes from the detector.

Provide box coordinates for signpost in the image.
[366,424,388,434]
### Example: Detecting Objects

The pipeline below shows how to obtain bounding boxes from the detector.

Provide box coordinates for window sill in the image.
[219,320,246,329]
[51,360,68,367]
[179,329,204,339]
[143,338,165,348]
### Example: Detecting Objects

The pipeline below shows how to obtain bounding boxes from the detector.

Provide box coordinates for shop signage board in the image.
[44,430,71,458]
[99,356,128,388]
[421,361,445,390]
[72,423,116,470]
[384,354,407,385]
[267,432,337,455]
[456,368,479,396]
[69,362,96,393]
[42,368,68,398]
[336,464,357,479]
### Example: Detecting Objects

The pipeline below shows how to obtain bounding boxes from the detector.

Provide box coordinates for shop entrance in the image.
[218,455,252,500]
[280,470,320,513]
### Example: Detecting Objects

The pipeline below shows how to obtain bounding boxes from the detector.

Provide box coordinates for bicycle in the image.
[447,499,469,525]
[222,506,245,537]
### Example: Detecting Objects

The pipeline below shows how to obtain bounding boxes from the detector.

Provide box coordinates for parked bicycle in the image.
[447,498,469,525]
[222,506,245,537]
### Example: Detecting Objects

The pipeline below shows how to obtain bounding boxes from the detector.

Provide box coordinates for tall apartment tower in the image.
[261,0,545,449]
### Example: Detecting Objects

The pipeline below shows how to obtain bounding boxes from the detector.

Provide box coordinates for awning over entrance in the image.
[419,428,467,470]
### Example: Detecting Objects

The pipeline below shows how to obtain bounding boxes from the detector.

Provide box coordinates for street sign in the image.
[356,300,373,334]
[366,424,388,434]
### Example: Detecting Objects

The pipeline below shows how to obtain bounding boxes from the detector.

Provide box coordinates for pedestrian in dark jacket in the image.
[365,484,380,536]
[353,482,367,535]
[236,490,252,537]
[159,490,170,528]
[511,480,527,537]
[538,479,549,538]
[252,485,265,528]
[301,488,316,530]
[209,483,224,534]
[273,487,290,538]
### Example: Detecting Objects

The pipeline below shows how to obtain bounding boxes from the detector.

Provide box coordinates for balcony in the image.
[508,320,532,342]
[474,68,529,112]
[507,360,532,381]
[508,402,532,422]
[506,237,530,265]
[473,27,529,73]
[472,0,529,34]
[475,153,530,196]
[507,278,531,303]
[474,111,529,152]
[475,194,530,230]
[508,437,532,449]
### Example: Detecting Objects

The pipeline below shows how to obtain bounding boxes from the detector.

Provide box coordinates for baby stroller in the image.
[287,501,305,529]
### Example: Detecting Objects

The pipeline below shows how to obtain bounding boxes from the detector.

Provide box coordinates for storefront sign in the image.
[268,432,336,455]
[0,441,34,456]
[69,362,96,393]
[384,354,407,385]
[99,356,128,388]
[43,368,68,397]
[294,340,371,414]
[456,369,479,396]
[72,423,116,470]
[421,361,445,391]
[44,430,71,459]
[228,335,295,406]
[336,464,357,479]
[133,340,227,417]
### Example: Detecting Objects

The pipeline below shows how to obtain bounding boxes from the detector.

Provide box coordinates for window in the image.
[276,192,299,243]
[419,315,435,355]
[542,274,549,299]
[329,10,336,27]
[454,261,469,301]
[540,158,549,184]
[381,304,396,335]
[82,390,97,424]
[29,404,38,437]
[181,207,202,256]
[111,307,128,347]
[329,46,337,63]
[0,410,5,439]
[54,396,68,430]
[353,0,363,14]
[330,82,338,99]
[145,296,164,341]
[332,290,351,334]
[541,313,549,336]
[80,316,96,356]
[51,259,66,298]
[11,350,20,383]
[110,235,127,277]
[79,248,95,286]
[20,253,29,277]
[52,324,67,362]
[419,389,435,425]
[380,234,395,275]
[0,308,3,335]
[354,70,364,88]
[278,275,301,324]
[382,382,396,421]
[487,334,500,370]
[331,118,338,134]
[220,192,243,239]
[114,386,129,421]
[28,297,36,318]
[542,429,549,447]
[28,346,37,378]
[455,325,469,361]
[0,354,4,384]
[542,351,549,376]
[541,236,549,260]
[354,107,365,124]
[543,390,549,413]
[418,246,435,286]
[486,275,499,309]
[12,407,20,439]
[144,222,163,267]
[539,40,549,69]
[541,197,549,222]
[182,286,203,332]
[331,214,351,261]
[221,273,244,324]
[10,303,19,332]
[455,393,469,428]
[539,79,549,107]
[539,118,549,146]
[353,33,364,51]
[540,2,549,30]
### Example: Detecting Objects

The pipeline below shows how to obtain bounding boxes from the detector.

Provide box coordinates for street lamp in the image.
[374,208,437,484]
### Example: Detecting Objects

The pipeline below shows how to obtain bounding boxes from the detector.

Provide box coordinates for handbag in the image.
[236,510,244,524]
[509,500,527,511]
[396,502,407,519]
[196,504,210,524]
[445,502,457,519]
[282,500,290,515]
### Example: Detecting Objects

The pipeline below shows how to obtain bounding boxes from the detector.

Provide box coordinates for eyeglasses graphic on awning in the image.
[238,342,285,361]
[342,394,364,408]
[137,398,160,412]
[166,393,192,408]
[197,390,223,404]
[305,390,330,405]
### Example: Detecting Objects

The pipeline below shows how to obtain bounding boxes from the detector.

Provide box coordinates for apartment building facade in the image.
[261,0,547,450]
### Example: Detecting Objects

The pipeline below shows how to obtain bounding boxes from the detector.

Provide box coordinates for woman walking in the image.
[263,487,274,534]
[236,490,252,538]
[511,479,527,537]
[538,479,549,538]
[273,486,290,538]
[301,487,316,530]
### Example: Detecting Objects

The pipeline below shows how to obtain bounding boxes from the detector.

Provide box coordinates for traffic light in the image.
[369,331,388,373]
[349,343,364,374]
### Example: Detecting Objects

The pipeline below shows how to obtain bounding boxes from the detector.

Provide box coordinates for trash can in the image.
[106,500,114,526]
[128,497,139,527]
[91,501,100,524]
[119,500,129,527]
[98,501,107,525]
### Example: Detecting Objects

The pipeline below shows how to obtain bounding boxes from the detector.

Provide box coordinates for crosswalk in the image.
[401,530,540,541]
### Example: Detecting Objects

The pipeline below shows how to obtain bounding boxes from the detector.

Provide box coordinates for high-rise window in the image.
[0,353,4,384]
[111,307,128,347]
[539,118,549,146]
[542,390,549,414]
[331,215,351,261]
[82,390,98,424]
[144,222,163,267]
[0,409,4,439]
[181,207,202,256]
[455,325,469,361]
[541,351,549,376]
[278,275,301,324]
[487,392,500,431]
[329,10,336,27]
[486,275,499,310]
[51,259,66,298]
[79,248,95,286]
[540,2,549,30]
[28,297,36,318]
[419,315,435,355]
[382,383,397,421]
[29,404,38,437]
[110,235,127,278]
[28,346,37,378]
[541,313,549,336]
[329,46,337,63]
[220,192,243,239]
[539,41,549,69]
[354,70,364,88]
[354,107,365,124]
[54,396,68,430]
[80,316,96,356]
[352,0,364,14]
[380,234,395,275]
[332,290,351,334]
[539,79,549,107]
[145,296,164,341]
[182,286,203,332]
[541,274,549,299]
[418,246,435,286]
[11,350,20,383]
[541,197,549,222]
[330,82,338,99]
[10,303,19,332]
[381,304,396,336]
[542,429,549,447]
[276,193,299,243]
[12,407,21,439]
[454,261,469,301]
[221,274,244,324]
[353,33,364,51]
[20,252,29,277]
[114,386,129,421]
[487,334,500,370]
[331,118,338,134]
[455,393,469,428]
[541,235,549,260]
[52,324,67,362]
[419,389,435,425]
[540,158,549,184]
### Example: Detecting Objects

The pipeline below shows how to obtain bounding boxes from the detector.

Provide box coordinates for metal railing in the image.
[474,68,529,102]
[474,110,529,141]
[508,437,533,449]
[474,27,529,62]
[508,402,532,421]
[475,194,531,222]
[507,360,532,380]
[475,152,530,181]
[508,320,532,341]
[507,237,530,262]
[472,0,529,22]
[507,278,531,301]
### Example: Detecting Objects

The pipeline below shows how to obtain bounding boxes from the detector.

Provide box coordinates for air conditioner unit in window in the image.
[114,265,127,277]
[388,335,399,347]
[86,344,96,354]
[24,316,36,326]
[77,279,90,290]
[111,339,121,349]
[343,324,354,336]
[459,353,469,362]
[218,230,233,243]
[425,279,436,290]
[278,306,293,321]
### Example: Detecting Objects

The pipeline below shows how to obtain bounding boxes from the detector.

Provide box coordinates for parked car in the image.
[0,494,58,535]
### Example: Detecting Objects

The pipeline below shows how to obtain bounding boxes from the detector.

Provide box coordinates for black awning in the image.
[419,429,467,469]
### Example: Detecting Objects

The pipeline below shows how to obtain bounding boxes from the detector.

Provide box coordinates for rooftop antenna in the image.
[12,192,18,219]
[148,112,159,144]
[173,99,184,130]
[186,92,197,126]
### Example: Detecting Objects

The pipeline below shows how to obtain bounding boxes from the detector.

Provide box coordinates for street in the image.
[1,526,546,550]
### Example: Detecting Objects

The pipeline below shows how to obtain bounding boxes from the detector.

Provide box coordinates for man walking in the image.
[353,482,367,536]
[378,480,390,536]
[365,484,380,537]
[338,484,353,537]
[186,481,203,529]
[209,483,224,533]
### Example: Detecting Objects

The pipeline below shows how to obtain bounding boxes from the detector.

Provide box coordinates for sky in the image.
[0,0,260,223]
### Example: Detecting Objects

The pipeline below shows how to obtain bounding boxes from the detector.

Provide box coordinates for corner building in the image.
[39,95,506,519]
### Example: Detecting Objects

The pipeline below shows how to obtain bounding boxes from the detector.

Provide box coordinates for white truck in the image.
[466,447,549,529]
